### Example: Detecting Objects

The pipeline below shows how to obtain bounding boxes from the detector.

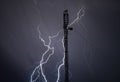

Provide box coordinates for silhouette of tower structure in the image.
[63,10,73,82]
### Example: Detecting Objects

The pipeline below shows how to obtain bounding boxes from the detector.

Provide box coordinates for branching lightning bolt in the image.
[30,7,85,82]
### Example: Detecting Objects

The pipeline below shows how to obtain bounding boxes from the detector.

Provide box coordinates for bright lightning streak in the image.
[56,7,85,82]
[30,25,62,82]
[30,7,85,82]
[68,7,85,27]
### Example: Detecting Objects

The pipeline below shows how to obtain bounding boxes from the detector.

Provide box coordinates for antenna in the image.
[63,10,73,82]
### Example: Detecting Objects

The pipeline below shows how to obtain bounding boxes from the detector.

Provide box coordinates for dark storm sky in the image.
[0,0,120,82]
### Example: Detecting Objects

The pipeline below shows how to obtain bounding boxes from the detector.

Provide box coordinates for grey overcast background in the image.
[0,0,120,82]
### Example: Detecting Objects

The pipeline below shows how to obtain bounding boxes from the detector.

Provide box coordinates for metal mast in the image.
[63,10,73,82]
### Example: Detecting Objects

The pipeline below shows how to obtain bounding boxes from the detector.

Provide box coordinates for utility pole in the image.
[63,10,73,82]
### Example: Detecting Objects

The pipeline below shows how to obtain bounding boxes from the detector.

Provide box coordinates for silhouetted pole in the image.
[63,10,73,82]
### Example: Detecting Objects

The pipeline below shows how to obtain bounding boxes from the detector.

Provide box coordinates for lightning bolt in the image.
[68,7,85,27]
[30,7,85,82]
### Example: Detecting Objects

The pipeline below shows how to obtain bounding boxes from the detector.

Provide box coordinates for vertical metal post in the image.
[63,10,73,82]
